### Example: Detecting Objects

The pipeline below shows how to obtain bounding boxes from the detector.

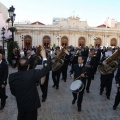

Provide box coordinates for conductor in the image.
[9,49,51,120]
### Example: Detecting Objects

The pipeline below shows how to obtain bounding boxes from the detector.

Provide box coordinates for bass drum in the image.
[70,80,84,93]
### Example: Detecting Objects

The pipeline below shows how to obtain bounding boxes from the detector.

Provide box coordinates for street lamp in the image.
[56,35,61,46]
[20,35,24,50]
[8,5,16,49]
[1,27,6,55]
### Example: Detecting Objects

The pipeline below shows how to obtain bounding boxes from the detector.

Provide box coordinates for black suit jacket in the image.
[84,57,95,78]
[0,61,8,86]
[28,55,35,69]
[115,66,120,85]
[9,60,51,112]
[71,64,87,84]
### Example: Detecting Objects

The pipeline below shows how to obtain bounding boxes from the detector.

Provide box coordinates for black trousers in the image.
[61,65,68,81]
[40,73,49,100]
[86,78,91,91]
[72,81,86,109]
[52,70,61,87]
[0,87,7,107]
[113,88,120,107]
[17,109,37,120]
[100,75,113,97]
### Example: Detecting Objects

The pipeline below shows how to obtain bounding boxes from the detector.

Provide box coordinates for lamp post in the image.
[8,5,16,49]
[20,35,24,50]
[1,27,6,55]
[56,35,61,46]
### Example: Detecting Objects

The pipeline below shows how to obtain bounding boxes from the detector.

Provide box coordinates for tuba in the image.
[34,45,44,66]
[98,48,120,75]
[52,48,69,71]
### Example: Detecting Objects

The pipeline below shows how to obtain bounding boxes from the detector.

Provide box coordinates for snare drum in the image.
[70,80,84,93]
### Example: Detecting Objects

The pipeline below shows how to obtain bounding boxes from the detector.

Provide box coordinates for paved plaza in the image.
[0,65,120,120]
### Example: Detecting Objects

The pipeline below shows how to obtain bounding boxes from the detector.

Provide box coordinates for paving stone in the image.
[0,66,120,120]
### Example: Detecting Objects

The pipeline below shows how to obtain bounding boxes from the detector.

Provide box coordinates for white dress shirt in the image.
[0,60,2,64]
[79,63,83,67]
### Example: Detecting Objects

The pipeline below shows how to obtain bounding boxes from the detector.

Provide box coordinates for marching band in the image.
[0,45,120,119]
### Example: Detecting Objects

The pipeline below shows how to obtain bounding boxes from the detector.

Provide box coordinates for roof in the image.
[31,21,45,25]
[96,24,110,28]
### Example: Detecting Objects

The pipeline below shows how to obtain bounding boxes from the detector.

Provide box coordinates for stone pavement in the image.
[0,65,120,120]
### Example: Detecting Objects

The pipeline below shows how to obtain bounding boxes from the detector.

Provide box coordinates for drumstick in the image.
[74,72,86,80]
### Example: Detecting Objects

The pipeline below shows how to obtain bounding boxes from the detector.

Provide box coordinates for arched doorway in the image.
[110,38,117,46]
[61,36,68,46]
[43,36,50,48]
[94,38,102,47]
[24,35,32,49]
[78,37,85,47]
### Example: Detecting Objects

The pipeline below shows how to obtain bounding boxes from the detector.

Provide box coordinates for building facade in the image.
[15,17,120,48]
[0,2,11,48]
[14,17,120,49]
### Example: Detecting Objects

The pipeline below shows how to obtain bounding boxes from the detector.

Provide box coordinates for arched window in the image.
[43,36,50,48]
[78,37,85,47]
[110,38,117,46]
[94,38,102,47]
[61,36,68,46]
[24,35,32,49]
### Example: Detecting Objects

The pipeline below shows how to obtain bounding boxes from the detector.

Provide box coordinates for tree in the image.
[8,27,17,32]
[7,41,19,64]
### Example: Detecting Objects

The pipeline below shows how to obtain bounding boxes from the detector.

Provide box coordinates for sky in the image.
[0,0,120,26]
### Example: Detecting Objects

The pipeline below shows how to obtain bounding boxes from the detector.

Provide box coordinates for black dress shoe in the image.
[100,91,102,95]
[107,96,110,99]
[86,90,89,93]
[42,98,46,102]
[52,85,55,87]
[64,80,66,82]
[0,107,4,110]
[113,105,117,110]
[56,86,59,89]
[78,108,81,112]
[72,99,76,104]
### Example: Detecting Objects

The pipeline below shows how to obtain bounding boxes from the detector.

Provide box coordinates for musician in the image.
[9,50,51,120]
[94,47,102,74]
[11,48,18,68]
[99,49,114,99]
[85,51,95,93]
[113,63,120,110]
[40,51,51,102]
[70,49,78,74]
[27,50,36,69]
[61,54,70,82]
[101,46,107,58]
[0,53,8,110]
[71,56,87,112]
[52,48,62,89]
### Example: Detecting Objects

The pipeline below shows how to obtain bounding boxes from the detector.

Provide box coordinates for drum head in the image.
[70,80,82,91]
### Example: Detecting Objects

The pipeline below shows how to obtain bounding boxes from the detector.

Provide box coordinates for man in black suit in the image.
[27,50,36,69]
[113,64,120,110]
[9,50,51,120]
[71,56,87,112]
[85,52,95,93]
[40,73,49,102]
[52,49,62,89]
[0,53,8,110]
[99,49,114,99]
[40,51,51,102]
[61,54,70,82]
[11,48,17,68]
